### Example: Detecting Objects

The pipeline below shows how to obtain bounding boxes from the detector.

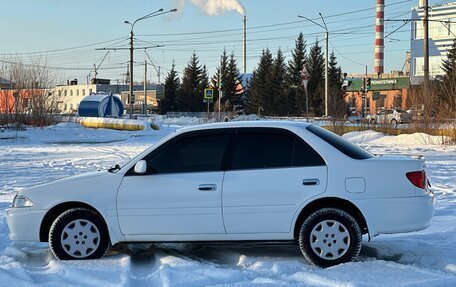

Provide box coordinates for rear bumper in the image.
[353,194,435,238]
[6,208,46,242]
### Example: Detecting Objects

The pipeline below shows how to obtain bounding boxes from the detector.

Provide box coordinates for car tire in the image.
[298,208,362,268]
[391,119,398,127]
[49,208,110,260]
[369,118,376,125]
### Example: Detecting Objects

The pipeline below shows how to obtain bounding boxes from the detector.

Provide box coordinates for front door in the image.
[117,130,231,236]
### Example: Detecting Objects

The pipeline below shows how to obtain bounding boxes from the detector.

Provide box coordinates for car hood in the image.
[19,170,109,195]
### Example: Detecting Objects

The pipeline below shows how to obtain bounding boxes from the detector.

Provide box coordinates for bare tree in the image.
[0,58,58,126]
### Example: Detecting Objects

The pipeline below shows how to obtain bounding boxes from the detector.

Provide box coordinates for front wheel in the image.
[49,208,110,260]
[298,208,362,267]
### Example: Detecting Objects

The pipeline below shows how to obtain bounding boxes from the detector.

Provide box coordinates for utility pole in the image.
[298,13,329,117]
[364,65,368,117]
[423,0,430,98]
[124,8,178,119]
[324,30,329,117]
[129,30,134,118]
[158,66,161,85]
[218,64,222,122]
[144,60,147,115]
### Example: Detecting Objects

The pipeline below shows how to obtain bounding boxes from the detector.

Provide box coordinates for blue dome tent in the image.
[78,93,124,118]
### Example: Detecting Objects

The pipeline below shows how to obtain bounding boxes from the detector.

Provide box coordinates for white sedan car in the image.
[7,121,434,267]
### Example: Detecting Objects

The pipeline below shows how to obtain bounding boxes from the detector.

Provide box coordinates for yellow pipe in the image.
[80,121,144,131]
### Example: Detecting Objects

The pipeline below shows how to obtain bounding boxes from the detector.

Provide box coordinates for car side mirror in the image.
[134,160,147,174]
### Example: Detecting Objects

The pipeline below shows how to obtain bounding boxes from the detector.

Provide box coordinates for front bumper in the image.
[354,194,435,238]
[6,208,47,241]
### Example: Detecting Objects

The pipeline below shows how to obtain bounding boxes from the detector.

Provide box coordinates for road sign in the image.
[204,88,214,99]
[203,88,214,103]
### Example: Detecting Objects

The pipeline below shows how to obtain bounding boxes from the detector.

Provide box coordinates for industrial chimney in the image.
[243,15,247,74]
[374,0,385,75]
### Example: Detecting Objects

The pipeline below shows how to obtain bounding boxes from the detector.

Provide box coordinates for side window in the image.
[228,131,294,170]
[292,139,326,167]
[147,133,229,174]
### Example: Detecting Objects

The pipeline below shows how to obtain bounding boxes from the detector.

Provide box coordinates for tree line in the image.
[162,32,346,117]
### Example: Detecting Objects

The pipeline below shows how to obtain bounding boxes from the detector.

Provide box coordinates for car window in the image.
[147,133,229,173]
[293,139,326,167]
[306,125,373,160]
[228,131,294,170]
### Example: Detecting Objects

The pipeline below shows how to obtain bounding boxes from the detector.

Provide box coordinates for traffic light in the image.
[128,94,135,104]
[366,77,372,90]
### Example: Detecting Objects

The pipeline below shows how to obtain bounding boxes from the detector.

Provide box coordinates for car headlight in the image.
[12,195,34,208]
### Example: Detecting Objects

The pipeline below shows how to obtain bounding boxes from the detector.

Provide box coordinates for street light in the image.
[124,8,177,119]
[298,13,329,118]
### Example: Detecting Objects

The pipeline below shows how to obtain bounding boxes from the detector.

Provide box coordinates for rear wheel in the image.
[391,119,398,127]
[369,118,376,125]
[49,208,110,260]
[298,208,362,267]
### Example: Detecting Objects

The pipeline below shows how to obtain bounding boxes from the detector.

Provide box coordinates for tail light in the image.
[406,170,426,189]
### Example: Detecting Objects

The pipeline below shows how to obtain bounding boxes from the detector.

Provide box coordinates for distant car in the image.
[365,109,412,125]
[6,121,434,267]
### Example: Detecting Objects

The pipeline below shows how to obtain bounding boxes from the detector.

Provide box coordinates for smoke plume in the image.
[177,0,245,15]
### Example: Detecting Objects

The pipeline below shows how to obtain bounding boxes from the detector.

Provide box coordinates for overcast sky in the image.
[0,0,444,85]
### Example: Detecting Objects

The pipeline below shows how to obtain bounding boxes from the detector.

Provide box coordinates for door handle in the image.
[302,179,320,186]
[198,184,217,191]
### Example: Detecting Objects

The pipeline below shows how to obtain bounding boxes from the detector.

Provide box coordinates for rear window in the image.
[306,125,373,160]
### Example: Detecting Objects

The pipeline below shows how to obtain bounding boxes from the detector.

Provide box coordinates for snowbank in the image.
[344,130,447,146]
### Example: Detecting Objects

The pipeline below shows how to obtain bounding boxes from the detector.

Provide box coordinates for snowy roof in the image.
[81,93,119,102]
[0,77,11,85]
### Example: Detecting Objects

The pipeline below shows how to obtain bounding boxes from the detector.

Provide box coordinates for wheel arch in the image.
[39,201,106,242]
[293,197,368,240]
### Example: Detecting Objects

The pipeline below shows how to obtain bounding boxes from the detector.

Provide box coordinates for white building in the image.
[410,1,456,84]
[49,79,153,114]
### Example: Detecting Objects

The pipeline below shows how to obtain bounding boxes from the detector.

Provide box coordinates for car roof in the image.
[175,120,312,134]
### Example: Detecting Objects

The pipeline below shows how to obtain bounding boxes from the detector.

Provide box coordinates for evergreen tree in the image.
[211,50,229,111]
[199,64,209,95]
[442,39,456,79]
[271,48,287,115]
[327,51,346,118]
[247,48,273,115]
[286,32,307,115]
[163,61,180,113]
[307,39,325,116]
[440,39,456,113]
[225,53,241,112]
[179,52,204,112]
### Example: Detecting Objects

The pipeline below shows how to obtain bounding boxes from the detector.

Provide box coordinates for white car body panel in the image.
[223,166,327,234]
[117,171,225,236]
[6,121,435,246]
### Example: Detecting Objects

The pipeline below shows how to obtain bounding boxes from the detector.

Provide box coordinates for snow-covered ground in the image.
[0,119,455,286]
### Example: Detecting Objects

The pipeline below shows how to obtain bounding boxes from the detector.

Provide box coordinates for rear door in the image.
[222,128,328,234]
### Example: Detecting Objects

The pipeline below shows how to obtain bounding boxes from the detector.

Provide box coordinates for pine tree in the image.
[286,32,307,116]
[225,53,241,112]
[247,49,273,115]
[442,39,456,79]
[179,52,204,112]
[327,51,346,118]
[211,50,229,111]
[307,39,325,116]
[163,61,180,113]
[271,48,287,115]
